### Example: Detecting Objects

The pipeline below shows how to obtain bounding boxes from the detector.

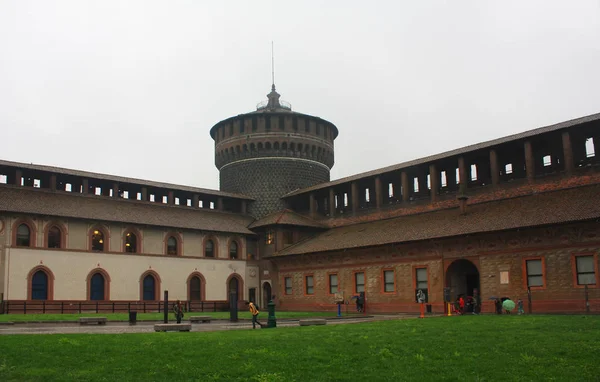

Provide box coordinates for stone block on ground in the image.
[78,317,107,325]
[154,323,192,332]
[299,319,327,326]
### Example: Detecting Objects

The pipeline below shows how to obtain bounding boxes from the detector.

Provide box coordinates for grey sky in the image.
[1,1,599,190]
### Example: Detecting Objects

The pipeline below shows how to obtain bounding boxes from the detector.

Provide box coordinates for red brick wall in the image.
[271,221,600,314]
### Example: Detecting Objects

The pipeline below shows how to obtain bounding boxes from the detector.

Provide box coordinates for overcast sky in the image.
[1,1,599,190]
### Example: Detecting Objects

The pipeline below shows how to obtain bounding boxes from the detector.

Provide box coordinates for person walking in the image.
[517,298,525,315]
[173,300,184,324]
[246,301,263,329]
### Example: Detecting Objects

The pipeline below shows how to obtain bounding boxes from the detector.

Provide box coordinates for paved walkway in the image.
[0,314,422,335]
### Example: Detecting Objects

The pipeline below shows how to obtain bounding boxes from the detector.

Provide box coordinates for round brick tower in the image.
[210,85,338,218]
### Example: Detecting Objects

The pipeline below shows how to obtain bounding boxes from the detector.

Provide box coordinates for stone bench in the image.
[299,319,327,326]
[78,317,107,325]
[154,323,192,332]
[189,316,212,323]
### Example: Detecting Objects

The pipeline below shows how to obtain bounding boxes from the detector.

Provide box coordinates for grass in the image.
[0,311,341,322]
[1,315,599,381]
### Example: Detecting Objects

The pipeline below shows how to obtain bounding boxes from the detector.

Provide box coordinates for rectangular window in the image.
[470,164,478,181]
[415,268,428,289]
[265,230,274,245]
[543,155,552,167]
[526,259,544,287]
[505,163,513,174]
[576,255,597,285]
[329,274,338,294]
[441,171,447,187]
[284,277,292,295]
[383,270,395,292]
[355,272,365,293]
[305,275,314,295]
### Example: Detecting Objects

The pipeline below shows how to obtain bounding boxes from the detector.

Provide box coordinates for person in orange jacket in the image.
[246,301,263,329]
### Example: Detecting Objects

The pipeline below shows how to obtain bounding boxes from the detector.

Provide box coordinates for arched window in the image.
[230,241,238,260]
[205,239,214,257]
[125,232,137,253]
[47,226,62,249]
[16,224,31,247]
[90,273,105,300]
[31,271,48,300]
[91,229,105,251]
[190,276,202,301]
[143,274,156,301]
[167,236,177,255]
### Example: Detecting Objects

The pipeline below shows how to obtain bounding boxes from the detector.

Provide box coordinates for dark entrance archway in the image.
[262,282,272,307]
[446,259,480,300]
[228,277,239,302]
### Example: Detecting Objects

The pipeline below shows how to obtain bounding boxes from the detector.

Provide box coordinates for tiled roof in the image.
[248,209,327,229]
[274,184,600,256]
[0,159,253,200]
[0,186,255,235]
[283,112,600,197]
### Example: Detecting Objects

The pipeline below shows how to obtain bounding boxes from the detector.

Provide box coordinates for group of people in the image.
[494,297,525,315]
[171,300,265,329]
[453,294,481,315]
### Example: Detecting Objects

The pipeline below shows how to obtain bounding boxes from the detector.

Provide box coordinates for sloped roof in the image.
[283,112,600,197]
[0,159,253,200]
[248,209,327,229]
[274,184,600,256]
[0,186,255,235]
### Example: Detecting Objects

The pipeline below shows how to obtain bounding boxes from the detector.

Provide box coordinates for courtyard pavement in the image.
[0,314,424,335]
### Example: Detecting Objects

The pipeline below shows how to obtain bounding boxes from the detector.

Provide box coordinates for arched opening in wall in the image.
[262,282,272,308]
[274,142,280,151]
[265,142,272,150]
[47,225,62,249]
[143,274,157,301]
[250,143,256,152]
[91,229,105,251]
[31,270,48,300]
[125,231,138,253]
[297,143,303,152]
[290,142,295,152]
[166,236,178,255]
[16,223,32,247]
[90,273,106,300]
[282,142,287,151]
[187,272,206,301]
[243,144,248,152]
[446,259,480,303]
[257,142,263,151]
[205,239,215,257]
[229,241,238,259]
[227,275,241,302]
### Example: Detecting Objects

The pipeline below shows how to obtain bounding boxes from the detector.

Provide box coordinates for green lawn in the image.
[0,311,341,322]
[1,315,598,381]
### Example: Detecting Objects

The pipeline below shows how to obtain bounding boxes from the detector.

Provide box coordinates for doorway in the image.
[446,259,480,300]
[262,282,272,308]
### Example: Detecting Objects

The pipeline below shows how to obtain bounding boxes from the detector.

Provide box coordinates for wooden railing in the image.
[0,300,230,315]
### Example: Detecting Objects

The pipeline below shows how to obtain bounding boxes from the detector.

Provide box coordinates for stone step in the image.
[299,319,327,326]
[154,323,192,332]
[78,317,107,325]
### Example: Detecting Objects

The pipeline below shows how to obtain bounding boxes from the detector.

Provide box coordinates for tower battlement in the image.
[210,87,338,218]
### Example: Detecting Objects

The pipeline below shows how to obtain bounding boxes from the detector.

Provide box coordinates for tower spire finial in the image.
[271,41,275,91]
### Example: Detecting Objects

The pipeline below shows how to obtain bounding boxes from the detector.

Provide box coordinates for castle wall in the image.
[270,221,600,314]
[3,247,255,301]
